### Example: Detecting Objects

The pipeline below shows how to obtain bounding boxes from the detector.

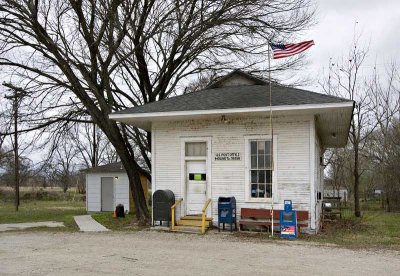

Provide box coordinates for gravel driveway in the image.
[0,230,399,275]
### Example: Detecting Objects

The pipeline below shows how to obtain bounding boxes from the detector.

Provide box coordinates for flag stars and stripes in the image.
[270,40,315,59]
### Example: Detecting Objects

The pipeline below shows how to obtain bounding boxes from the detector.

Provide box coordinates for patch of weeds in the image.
[91,212,146,231]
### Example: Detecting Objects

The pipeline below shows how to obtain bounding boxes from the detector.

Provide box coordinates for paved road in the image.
[0,231,399,275]
[0,221,64,232]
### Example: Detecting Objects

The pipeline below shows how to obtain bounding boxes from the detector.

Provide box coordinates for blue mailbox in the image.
[279,200,297,239]
[218,197,237,232]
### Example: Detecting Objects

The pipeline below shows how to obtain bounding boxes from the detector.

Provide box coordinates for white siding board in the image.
[153,115,316,229]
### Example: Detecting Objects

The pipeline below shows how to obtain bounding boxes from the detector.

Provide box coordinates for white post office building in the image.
[110,70,354,233]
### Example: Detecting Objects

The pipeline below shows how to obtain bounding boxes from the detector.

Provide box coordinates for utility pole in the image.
[4,88,25,211]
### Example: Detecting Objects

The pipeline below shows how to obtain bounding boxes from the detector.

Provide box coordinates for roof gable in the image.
[206,70,267,89]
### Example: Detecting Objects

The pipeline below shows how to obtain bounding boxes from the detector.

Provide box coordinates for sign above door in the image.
[214,152,241,161]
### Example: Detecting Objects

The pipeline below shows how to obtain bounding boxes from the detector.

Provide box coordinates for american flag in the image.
[270,40,315,59]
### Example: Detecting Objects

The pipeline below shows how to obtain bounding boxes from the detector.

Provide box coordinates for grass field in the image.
[302,206,400,250]
[0,186,85,202]
[0,200,86,231]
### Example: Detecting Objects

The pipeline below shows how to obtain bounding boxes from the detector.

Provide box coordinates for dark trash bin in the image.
[153,190,175,226]
[218,197,237,232]
[116,204,125,218]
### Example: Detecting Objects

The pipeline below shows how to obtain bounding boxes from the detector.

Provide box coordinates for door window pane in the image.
[189,173,206,181]
[185,142,206,156]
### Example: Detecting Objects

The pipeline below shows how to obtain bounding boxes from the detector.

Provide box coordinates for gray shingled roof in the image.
[112,83,351,115]
[83,162,126,173]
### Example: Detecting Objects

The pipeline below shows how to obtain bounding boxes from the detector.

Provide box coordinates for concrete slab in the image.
[74,215,110,232]
[0,221,65,232]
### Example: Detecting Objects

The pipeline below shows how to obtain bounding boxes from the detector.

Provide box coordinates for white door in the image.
[186,160,207,215]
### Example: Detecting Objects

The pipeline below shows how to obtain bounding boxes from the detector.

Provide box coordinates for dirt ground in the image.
[0,230,399,276]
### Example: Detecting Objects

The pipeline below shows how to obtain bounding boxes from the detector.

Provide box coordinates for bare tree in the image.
[321,37,378,217]
[51,142,78,193]
[0,0,315,221]
[322,35,400,216]
[0,154,32,188]
[70,123,119,169]
[325,148,347,197]
[366,63,400,210]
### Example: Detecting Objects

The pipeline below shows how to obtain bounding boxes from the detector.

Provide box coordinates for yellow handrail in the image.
[201,198,212,234]
[171,198,183,231]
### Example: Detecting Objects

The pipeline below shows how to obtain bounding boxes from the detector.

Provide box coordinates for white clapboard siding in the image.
[153,114,317,230]
[86,172,130,212]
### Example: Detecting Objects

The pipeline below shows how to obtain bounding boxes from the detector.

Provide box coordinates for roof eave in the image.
[109,102,354,121]
[109,102,354,133]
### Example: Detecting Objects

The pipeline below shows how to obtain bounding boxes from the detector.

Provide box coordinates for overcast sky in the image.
[301,0,400,91]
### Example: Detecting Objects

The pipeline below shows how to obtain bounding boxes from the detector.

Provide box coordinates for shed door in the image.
[186,161,207,215]
[101,177,114,211]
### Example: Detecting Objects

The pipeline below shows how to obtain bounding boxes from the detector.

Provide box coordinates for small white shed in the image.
[85,162,130,212]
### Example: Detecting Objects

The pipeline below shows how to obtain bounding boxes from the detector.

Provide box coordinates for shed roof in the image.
[84,162,126,173]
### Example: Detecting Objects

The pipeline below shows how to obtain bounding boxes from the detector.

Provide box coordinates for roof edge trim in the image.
[109,101,354,120]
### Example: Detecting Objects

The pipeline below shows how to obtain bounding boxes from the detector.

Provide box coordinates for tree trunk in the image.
[103,122,150,223]
[127,168,150,223]
[386,193,391,212]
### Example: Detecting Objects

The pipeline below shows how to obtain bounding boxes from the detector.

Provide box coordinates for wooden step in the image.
[182,215,212,221]
[171,226,204,234]
[177,219,211,227]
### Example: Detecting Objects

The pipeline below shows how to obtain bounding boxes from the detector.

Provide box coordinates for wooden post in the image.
[171,207,175,230]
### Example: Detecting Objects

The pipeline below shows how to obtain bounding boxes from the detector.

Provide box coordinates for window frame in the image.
[244,135,278,203]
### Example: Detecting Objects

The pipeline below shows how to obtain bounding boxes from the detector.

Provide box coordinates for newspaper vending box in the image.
[280,200,297,239]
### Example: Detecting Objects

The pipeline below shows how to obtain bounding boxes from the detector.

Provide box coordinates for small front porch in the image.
[170,198,213,234]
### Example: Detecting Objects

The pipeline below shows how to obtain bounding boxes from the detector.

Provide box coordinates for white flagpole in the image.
[268,40,274,237]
